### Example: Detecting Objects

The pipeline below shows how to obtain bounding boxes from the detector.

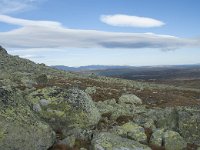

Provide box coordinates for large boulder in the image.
[144,106,200,145]
[91,132,151,150]
[150,129,187,150]
[146,107,179,131]
[0,86,55,150]
[27,87,101,130]
[111,122,147,143]
[164,130,187,150]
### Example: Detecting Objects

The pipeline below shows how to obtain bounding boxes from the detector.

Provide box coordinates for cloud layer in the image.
[100,14,165,28]
[0,0,45,14]
[0,15,199,50]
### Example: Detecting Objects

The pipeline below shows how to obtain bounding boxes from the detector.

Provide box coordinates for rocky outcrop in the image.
[0,87,55,150]
[141,106,200,145]
[27,87,101,130]
[91,132,151,150]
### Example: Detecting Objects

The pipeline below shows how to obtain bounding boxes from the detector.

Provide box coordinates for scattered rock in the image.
[33,103,42,112]
[85,86,96,95]
[163,130,187,150]
[91,132,151,150]
[39,99,50,106]
[119,94,142,105]
[111,122,147,143]
[150,129,165,147]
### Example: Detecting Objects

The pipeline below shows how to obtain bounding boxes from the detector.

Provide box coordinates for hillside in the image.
[0,46,200,150]
[80,66,200,89]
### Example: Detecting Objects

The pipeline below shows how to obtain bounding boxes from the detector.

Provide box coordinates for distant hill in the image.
[51,65,130,71]
[52,64,200,89]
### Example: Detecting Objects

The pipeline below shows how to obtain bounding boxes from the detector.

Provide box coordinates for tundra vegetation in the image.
[0,46,200,150]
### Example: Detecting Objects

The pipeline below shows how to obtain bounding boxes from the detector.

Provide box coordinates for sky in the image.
[0,0,200,66]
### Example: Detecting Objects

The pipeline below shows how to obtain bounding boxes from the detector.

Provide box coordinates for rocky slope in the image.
[0,46,200,150]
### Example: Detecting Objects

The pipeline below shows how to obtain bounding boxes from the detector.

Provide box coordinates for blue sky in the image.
[0,0,200,66]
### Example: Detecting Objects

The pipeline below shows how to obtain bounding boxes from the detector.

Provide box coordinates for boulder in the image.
[91,132,151,150]
[95,99,146,121]
[178,106,200,145]
[111,122,147,143]
[118,94,142,105]
[146,107,179,131]
[85,86,96,95]
[27,87,101,130]
[144,106,200,145]
[150,129,165,147]
[163,130,187,150]
[0,87,55,150]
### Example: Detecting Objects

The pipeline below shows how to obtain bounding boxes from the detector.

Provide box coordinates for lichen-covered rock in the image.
[0,87,55,150]
[150,129,165,147]
[63,128,94,141]
[27,87,101,130]
[111,122,147,143]
[118,94,142,105]
[95,99,146,121]
[143,106,200,145]
[85,86,96,95]
[163,130,187,150]
[143,119,156,131]
[178,106,200,145]
[91,132,151,150]
[146,107,179,131]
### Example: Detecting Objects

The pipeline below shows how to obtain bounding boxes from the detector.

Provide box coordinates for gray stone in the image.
[91,132,151,150]
[150,129,164,147]
[33,103,42,112]
[0,88,55,150]
[178,106,200,145]
[163,130,187,150]
[111,122,147,143]
[85,86,96,95]
[119,94,142,105]
[28,87,101,130]
[39,99,50,106]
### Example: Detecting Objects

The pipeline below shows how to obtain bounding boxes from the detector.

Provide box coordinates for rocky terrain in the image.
[0,46,200,150]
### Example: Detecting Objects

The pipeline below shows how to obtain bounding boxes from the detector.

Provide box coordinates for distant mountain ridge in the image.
[51,65,131,71]
[51,64,200,72]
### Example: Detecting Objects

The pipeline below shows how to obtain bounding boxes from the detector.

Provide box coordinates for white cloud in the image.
[100,14,165,28]
[0,15,199,51]
[0,0,45,14]
[0,14,61,27]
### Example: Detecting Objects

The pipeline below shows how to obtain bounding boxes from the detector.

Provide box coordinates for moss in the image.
[0,128,6,140]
